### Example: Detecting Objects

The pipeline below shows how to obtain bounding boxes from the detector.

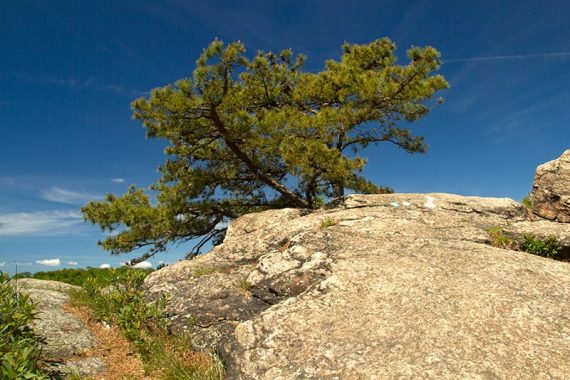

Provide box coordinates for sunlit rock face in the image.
[144,167,570,379]
[531,149,570,223]
[16,279,106,378]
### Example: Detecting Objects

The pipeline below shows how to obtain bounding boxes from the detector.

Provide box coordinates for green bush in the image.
[70,268,166,347]
[487,227,561,259]
[0,272,48,379]
[522,233,561,258]
[70,269,224,379]
[13,267,152,288]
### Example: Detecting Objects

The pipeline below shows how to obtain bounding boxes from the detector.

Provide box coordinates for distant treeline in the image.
[12,267,153,287]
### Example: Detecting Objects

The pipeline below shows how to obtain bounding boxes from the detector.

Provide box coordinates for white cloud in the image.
[0,262,5,267]
[12,73,146,97]
[111,178,125,183]
[132,261,153,269]
[0,210,83,236]
[446,51,570,63]
[99,263,111,269]
[67,261,78,266]
[36,258,61,267]
[41,186,100,204]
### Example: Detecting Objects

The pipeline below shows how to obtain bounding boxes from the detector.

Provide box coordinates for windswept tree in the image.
[82,38,448,261]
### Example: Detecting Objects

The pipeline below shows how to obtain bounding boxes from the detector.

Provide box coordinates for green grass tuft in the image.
[320,217,339,229]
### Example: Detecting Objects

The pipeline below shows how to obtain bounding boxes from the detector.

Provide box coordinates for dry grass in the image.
[64,304,151,380]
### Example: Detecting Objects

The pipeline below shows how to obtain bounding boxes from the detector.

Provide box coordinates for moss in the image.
[193,267,219,277]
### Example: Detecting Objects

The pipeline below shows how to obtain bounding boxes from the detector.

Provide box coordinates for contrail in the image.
[445,51,570,63]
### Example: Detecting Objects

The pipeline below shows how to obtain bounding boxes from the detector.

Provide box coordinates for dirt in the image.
[63,304,153,380]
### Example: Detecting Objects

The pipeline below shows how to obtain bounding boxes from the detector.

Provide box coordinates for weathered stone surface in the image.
[531,149,570,222]
[144,193,570,378]
[15,278,105,378]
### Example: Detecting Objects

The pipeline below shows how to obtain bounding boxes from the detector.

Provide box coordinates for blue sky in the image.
[1,0,569,274]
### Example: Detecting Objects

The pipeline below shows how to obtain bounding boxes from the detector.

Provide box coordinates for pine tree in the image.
[82,38,448,261]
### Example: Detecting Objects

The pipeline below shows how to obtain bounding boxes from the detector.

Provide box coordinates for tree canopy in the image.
[82,38,448,261]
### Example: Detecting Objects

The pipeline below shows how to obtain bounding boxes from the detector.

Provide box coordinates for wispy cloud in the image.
[12,73,147,97]
[41,186,100,204]
[36,258,61,267]
[67,261,78,266]
[111,178,125,183]
[0,262,5,267]
[0,210,83,236]
[100,263,111,269]
[445,51,570,63]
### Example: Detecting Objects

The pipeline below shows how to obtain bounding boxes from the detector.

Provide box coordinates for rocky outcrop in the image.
[531,149,570,222]
[15,279,105,378]
[143,193,570,379]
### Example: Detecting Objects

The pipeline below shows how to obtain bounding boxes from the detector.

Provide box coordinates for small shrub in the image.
[522,233,560,258]
[312,196,326,209]
[521,194,532,208]
[487,227,519,250]
[239,280,252,292]
[70,268,166,346]
[70,268,224,379]
[320,217,338,229]
[0,272,49,379]
[487,227,562,259]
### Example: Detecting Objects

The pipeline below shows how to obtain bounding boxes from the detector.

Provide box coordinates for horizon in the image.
[1,0,569,274]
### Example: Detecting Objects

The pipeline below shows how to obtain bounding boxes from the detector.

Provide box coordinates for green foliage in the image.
[521,233,560,258]
[70,268,164,346]
[521,194,532,208]
[487,227,519,250]
[70,269,224,379]
[83,38,448,260]
[312,195,326,209]
[320,217,339,229]
[487,227,561,258]
[12,267,152,288]
[239,280,252,292]
[0,272,48,379]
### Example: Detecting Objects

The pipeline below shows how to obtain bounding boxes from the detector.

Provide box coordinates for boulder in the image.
[14,279,106,378]
[143,193,570,379]
[530,149,570,222]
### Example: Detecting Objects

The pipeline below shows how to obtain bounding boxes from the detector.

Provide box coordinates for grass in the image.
[192,267,219,277]
[69,268,225,379]
[320,217,339,229]
[521,193,532,209]
[487,227,519,250]
[0,272,49,379]
[239,280,252,292]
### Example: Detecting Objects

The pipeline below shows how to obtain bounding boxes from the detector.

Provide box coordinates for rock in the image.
[530,149,570,222]
[144,193,570,378]
[14,279,106,378]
